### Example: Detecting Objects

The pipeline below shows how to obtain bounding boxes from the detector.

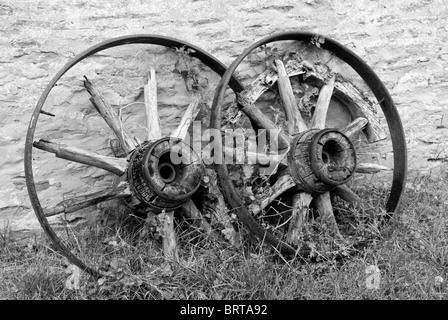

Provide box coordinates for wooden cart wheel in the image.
[210,32,407,257]
[24,35,243,277]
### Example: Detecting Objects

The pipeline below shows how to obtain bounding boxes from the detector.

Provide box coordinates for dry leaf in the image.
[65,264,81,290]
[158,262,174,277]
[110,257,127,271]
[97,278,106,286]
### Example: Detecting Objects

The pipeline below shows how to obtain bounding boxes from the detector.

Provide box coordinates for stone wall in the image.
[1,0,447,232]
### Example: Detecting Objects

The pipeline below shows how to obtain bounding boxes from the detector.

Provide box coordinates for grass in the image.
[1,172,447,300]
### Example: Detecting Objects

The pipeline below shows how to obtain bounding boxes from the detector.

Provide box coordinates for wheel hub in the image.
[127,137,203,211]
[288,128,356,194]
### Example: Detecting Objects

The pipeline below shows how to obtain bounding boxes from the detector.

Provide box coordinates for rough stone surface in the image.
[1,0,448,232]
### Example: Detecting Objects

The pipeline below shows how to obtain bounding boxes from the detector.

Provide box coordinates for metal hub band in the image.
[288,128,356,194]
[128,137,203,211]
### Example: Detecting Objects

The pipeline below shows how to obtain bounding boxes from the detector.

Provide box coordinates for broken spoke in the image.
[236,94,290,150]
[341,117,368,139]
[239,59,305,106]
[355,163,392,174]
[286,192,313,244]
[251,173,296,215]
[314,192,343,240]
[44,183,131,217]
[171,95,202,140]
[305,69,387,142]
[33,139,127,175]
[161,210,179,264]
[181,199,219,239]
[332,185,362,205]
[332,185,376,213]
[84,77,139,152]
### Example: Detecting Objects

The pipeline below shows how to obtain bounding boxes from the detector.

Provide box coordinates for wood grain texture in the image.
[144,68,162,141]
[275,59,307,134]
[44,182,131,217]
[84,77,139,152]
[33,139,127,175]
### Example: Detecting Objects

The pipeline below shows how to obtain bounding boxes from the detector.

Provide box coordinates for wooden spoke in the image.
[235,59,309,149]
[332,185,376,212]
[144,68,162,141]
[333,79,387,143]
[314,192,343,240]
[252,150,288,169]
[275,60,307,134]
[201,145,285,176]
[310,75,336,129]
[275,60,313,244]
[236,94,290,150]
[204,171,240,246]
[341,117,368,139]
[356,163,392,174]
[332,185,362,205]
[44,182,131,217]
[171,95,202,140]
[142,68,178,262]
[84,77,139,152]
[305,70,387,142]
[33,139,127,175]
[304,75,343,240]
[286,192,313,244]
[161,210,179,264]
[274,59,312,244]
[181,199,219,239]
[251,173,296,215]
[218,146,287,167]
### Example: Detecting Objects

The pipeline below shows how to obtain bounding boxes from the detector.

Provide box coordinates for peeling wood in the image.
[314,192,343,240]
[236,94,290,150]
[355,162,392,174]
[84,77,139,152]
[44,183,131,217]
[161,210,179,264]
[171,95,202,140]
[238,59,305,106]
[310,75,335,129]
[144,68,162,141]
[251,172,296,215]
[305,71,387,143]
[33,139,127,176]
[237,57,387,143]
[286,192,313,244]
[341,117,368,139]
[181,199,220,240]
[275,59,307,133]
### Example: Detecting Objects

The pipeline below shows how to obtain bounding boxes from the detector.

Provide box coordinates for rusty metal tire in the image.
[210,31,407,256]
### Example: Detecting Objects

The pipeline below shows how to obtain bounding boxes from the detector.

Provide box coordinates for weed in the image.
[1,173,447,300]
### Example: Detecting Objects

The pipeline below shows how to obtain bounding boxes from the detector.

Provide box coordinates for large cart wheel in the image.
[210,32,407,257]
[25,35,242,277]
